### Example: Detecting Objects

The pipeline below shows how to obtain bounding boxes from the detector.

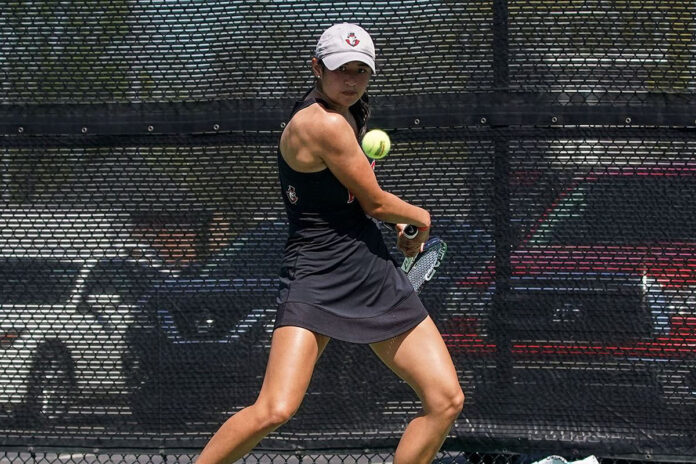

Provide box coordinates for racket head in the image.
[402,237,447,293]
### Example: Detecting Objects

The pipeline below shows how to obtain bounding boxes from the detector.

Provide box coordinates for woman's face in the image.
[313,58,372,109]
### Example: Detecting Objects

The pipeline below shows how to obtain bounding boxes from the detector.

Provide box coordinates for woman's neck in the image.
[308,87,359,136]
[309,87,351,115]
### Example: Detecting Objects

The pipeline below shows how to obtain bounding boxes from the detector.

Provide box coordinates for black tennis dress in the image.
[274,96,428,343]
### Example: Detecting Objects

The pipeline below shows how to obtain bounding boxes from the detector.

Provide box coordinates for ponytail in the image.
[350,92,370,138]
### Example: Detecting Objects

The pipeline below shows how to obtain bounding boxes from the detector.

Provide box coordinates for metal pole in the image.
[491,0,513,399]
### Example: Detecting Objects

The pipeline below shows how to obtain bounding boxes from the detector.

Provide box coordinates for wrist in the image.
[419,212,431,232]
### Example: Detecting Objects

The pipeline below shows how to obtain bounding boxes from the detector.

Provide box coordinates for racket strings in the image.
[406,245,445,292]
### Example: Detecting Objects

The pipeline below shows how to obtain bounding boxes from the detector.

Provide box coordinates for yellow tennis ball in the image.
[361,129,391,160]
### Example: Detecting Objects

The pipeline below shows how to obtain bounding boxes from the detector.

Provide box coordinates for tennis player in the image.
[197,23,463,464]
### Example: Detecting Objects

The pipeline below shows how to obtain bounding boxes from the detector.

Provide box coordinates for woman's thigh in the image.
[369,317,461,406]
[256,326,331,411]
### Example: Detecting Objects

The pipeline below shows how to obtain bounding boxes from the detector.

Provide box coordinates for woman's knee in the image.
[423,385,465,421]
[452,387,466,415]
[255,399,301,429]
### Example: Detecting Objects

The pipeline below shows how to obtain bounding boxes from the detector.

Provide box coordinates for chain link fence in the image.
[1,1,695,463]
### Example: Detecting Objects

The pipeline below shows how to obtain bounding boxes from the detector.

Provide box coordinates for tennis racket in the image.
[401,237,447,293]
[383,222,447,292]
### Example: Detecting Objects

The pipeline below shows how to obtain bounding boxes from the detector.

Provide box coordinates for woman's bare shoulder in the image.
[290,102,349,137]
[280,102,355,171]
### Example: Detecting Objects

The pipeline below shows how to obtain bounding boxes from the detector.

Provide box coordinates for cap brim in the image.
[322,52,376,74]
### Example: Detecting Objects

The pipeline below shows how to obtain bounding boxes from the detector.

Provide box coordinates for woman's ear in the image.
[311,57,322,78]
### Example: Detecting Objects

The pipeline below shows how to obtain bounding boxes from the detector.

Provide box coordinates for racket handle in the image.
[384,222,419,239]
[403,225,418,239]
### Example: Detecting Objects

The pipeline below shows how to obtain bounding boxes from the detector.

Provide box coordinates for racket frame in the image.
[402,237,447,290]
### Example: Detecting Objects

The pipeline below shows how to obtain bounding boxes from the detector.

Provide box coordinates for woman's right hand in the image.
[396,224,429,257]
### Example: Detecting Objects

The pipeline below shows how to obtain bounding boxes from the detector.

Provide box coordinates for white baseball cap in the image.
[315,23,376,74]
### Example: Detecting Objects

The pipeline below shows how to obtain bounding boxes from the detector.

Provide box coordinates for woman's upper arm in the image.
[307,115,385,211]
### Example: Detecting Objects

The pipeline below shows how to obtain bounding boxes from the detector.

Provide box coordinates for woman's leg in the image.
[196,326,330,464]
[370,316,465,464]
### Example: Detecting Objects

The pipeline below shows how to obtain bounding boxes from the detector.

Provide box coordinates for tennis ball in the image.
[361,129,391,160]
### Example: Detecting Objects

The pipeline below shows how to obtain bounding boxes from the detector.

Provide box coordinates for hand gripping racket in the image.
[388,224,448,293]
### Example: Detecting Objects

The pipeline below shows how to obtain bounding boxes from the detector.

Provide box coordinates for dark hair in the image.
[350,93,370,138]
[316,60,371,137]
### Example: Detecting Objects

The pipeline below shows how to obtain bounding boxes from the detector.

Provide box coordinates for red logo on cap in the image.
[345,32,360,47]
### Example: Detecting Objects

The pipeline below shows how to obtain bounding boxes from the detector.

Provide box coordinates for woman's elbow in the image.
[358,190,394,219]
[360,200,386,219]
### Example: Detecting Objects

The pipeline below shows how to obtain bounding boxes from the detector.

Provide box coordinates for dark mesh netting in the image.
[1,1,696,463]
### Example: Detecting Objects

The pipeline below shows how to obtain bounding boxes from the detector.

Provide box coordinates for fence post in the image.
[491,0,513,397]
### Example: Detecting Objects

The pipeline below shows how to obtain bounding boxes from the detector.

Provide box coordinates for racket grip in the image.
[403,225,418,239]
[384,222,419,239]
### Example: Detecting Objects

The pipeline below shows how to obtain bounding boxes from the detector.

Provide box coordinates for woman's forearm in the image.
[360,191,430,229]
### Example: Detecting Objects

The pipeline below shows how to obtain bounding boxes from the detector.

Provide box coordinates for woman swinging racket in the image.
[197,23,464,464]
